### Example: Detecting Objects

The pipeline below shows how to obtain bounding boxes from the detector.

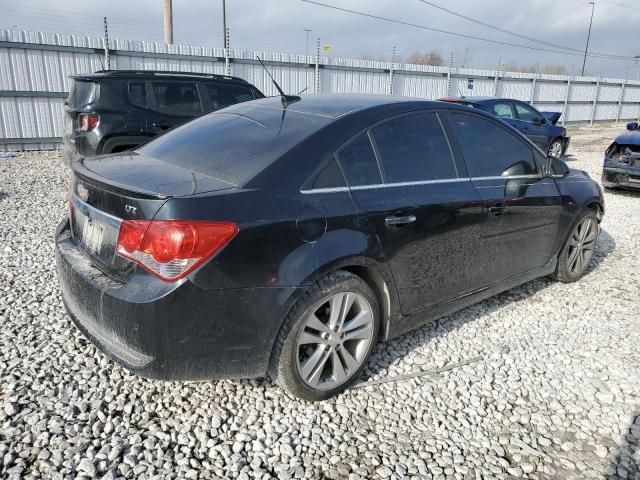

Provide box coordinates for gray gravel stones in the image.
[1,125,640,478]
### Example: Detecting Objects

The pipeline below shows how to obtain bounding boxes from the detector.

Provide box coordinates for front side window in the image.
[514,102,540,123]
[206,83,255,111]
[336,133,382,186]
[370,112,457,183]
[492,102,514,119]
[150,82,202,116]
[449,113,538,177]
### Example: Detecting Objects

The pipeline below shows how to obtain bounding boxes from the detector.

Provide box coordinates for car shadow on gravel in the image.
[607,412,639,478]
[359,227,616,383]
[604,187,640,198]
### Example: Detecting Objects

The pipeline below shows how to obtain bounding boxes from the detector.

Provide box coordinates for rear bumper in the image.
[602,164,640,189]
[55,218,297,380]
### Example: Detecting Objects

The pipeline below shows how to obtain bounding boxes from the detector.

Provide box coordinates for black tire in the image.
[268,270,380,401]
[552,209,599,283]
[548,138,564,157]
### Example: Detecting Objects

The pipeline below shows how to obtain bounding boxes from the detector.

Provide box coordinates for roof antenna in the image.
[256,55,300,108]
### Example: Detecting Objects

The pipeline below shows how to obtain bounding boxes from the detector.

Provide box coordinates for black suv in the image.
[62,70,264,164]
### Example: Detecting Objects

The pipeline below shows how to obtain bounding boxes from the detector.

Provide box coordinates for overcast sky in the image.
[2,0,639,77]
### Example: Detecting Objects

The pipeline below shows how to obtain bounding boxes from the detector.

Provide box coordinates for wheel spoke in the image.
[306,313,330,334]
[342,311,372,335]
[331,351,347,384]
[300,345,330,386]
[584,226,598,244]
[299,330,325,345]
[339,347,359,372]
[575,248,584,273]
[328,293,344,329]
[580,219,592,241]
[567,247,580,271]
[338,293,355,328]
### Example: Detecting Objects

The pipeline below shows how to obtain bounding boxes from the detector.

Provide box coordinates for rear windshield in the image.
[137,102,330,186]
[68,80,96,108]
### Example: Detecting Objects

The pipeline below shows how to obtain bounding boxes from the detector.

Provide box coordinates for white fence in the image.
[2,28,640,151]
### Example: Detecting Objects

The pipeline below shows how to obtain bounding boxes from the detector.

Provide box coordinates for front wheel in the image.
[269,271,379,401]
[552,210,599,283]
[548,138,564,157]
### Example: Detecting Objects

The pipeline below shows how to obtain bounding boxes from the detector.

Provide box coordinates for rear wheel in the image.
[552,210,599,282]
[548,138,564,157]
[269,271,379,401]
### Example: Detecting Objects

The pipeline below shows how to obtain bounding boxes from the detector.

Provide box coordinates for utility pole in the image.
[581,1,595,77]
[163,0,173,44]
[222,0,228,49]
[304,28,311,57]
[103,17,110,70]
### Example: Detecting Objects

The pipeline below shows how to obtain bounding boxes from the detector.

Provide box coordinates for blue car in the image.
[441,97,569,157]
[602,122,640,190]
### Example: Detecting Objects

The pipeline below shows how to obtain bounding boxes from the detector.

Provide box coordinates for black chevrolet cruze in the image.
[56,95,604,400]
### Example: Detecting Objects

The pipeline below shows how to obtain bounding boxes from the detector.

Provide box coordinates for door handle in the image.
[153,122,171,130]
[385,214,417,227]
[488,203,507,216]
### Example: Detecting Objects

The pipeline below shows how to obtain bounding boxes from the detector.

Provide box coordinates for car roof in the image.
[70,70,250,84]
[441,96,519,104]
[244,94,442,119]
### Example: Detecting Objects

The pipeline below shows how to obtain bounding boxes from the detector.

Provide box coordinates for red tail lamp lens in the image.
[116,220,237,281]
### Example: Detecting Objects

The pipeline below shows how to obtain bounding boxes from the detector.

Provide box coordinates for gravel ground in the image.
[1,124,639,480]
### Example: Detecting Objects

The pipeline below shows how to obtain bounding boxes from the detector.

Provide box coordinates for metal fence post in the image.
[493,58,501,96]
[224,28,231,75]
[314,38,321,94]
[616,71,627,123]
[590,71,601,126]
[561,76,571,126]
[446,52,453,96]
[530,64,539,104]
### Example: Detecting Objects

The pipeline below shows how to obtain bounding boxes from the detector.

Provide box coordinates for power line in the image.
[301,0,637,61]
[599,0,640,13]
[415,0,585,54]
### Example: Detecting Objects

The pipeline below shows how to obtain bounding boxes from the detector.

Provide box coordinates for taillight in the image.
[115,220,238,282]
[77,113,99,131]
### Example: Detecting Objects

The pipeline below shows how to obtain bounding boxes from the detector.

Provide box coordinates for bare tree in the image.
[405,50,446,66]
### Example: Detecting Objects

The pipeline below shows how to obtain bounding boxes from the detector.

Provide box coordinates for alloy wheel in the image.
[296,292,375,390]
[567,216,598,276]
[549,140,563,157]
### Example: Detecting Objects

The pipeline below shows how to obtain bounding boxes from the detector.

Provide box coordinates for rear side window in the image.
[128,82,148,108]
[68,81,96,107]
[206,83,255,111]
[150,82,202,116]
[449,113,538,177]
[492,102,514,119]
[370,112,457,183]
[336,133,382,186]
[309,159,346,189]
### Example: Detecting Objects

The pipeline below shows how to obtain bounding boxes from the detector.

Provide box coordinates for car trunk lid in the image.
[68,152,235,280]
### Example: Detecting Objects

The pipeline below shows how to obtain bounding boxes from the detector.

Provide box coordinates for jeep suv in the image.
[62,70,264,164]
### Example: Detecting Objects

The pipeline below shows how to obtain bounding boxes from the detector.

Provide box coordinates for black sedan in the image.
[56,95,604,400]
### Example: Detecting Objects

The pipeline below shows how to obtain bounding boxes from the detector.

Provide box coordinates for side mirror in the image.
[627,122,639,131]
[546,155,570,178]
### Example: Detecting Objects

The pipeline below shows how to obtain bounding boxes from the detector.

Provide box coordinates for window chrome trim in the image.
[470,174,543,181]
[300,178,470,194]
